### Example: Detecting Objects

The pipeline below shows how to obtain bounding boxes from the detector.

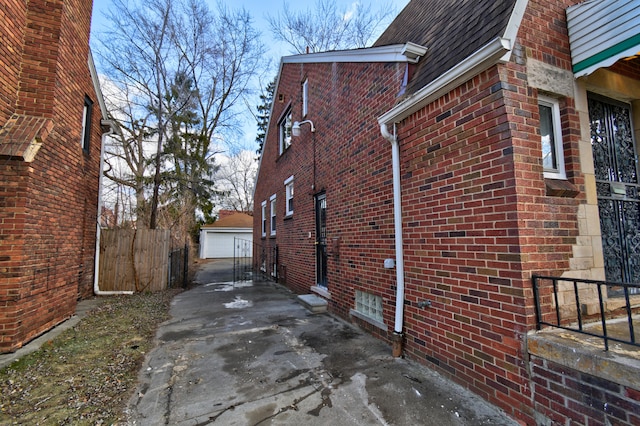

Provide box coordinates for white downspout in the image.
[94,119,134,296]
[380,122,405,356]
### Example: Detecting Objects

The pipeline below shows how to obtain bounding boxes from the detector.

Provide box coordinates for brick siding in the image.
[254,59,405,323]
[531,356,640,426]
[0,0,102,353]
[254,0,639,423]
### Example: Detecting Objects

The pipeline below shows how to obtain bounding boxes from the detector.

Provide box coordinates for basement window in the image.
[354,290,383,323]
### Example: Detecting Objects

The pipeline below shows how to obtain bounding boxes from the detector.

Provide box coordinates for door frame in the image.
[315,192,328,289]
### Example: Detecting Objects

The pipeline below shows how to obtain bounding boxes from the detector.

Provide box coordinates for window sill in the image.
[310,285,331,299]
[545,178,579,198]
[284,213,293,220]
[350,309,388,331]
[276,147,291,162]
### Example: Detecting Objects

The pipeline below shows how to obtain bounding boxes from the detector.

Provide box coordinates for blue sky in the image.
[90,0,410,150]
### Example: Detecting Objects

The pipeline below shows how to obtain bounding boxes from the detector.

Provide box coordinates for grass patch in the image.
[0,289,180,425]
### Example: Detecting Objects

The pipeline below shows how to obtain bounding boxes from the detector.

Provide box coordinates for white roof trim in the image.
[378,37,511,126]
[255,43,424,186]
[501,0,529,62]
[283,44,414,64]
[88,49,109,121]
[202,227,252,232]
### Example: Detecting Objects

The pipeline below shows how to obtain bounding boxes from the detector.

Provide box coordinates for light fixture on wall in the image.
[292,119,315,137]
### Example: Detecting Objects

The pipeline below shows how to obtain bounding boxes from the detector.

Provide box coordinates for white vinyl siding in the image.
[567,0,640,76]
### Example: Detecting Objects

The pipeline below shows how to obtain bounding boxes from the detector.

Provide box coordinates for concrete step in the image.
[297,294,328,314]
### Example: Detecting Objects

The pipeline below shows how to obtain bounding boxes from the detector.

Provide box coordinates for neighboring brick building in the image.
[255,0,640,424]
[0,0,108,352]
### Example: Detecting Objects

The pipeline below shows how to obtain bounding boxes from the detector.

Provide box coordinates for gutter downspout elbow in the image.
[380,123,405,357]
[94,119,134,296]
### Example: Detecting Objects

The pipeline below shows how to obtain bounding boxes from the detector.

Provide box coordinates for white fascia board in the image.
[283,44,410,64]
[255,43,419,185]
[205,228,252,233]
[501,0,529,62]
[88,49,109,121]
[378,37,511,126]
[254,59,285,196]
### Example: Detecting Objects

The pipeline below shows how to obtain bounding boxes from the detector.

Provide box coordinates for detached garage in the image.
[199,211,253,259]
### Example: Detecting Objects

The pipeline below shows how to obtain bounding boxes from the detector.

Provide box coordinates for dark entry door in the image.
[588,93,640,287]
[315,193,328,288]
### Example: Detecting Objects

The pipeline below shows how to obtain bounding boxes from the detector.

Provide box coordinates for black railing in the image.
[532,275,640,350]
[233,237,253,282]
[169,244,189,288]
[233,238,278,283]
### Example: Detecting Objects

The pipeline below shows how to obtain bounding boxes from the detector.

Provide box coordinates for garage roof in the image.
[202,212,253,229]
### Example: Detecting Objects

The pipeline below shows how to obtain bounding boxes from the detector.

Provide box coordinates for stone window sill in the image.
[545,178,579,197]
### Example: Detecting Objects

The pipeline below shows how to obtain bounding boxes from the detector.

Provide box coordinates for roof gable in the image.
[374,0,519,95]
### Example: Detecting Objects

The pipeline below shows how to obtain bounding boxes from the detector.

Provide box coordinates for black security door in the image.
[589,93,640,288]
[315,193,328,288]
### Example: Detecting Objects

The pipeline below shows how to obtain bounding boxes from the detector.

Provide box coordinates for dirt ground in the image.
[0,290,179,425]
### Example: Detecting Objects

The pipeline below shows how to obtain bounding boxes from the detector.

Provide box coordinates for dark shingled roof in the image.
[374,0,518,96]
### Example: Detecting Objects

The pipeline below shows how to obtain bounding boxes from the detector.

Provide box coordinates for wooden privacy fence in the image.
[98,229,171,292]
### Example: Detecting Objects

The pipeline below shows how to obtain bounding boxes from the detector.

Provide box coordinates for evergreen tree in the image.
[256,79,275,156]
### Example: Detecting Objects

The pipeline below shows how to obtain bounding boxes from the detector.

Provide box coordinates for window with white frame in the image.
[355,290,383,323]
[261,201,267,237]
[538,95,566,179]
[284,175,294,216]
[302,79,309,118]
[81,95,93,153]
[279,108,292,154]
[269,194,276,236]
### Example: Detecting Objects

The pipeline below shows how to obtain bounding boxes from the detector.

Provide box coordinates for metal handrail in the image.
[532,275,640,351]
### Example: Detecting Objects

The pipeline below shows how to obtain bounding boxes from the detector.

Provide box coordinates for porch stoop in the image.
[297,294,328,314]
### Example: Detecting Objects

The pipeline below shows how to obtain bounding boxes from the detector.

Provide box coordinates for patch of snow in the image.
[204,281,254,291]
[224,296,253,309]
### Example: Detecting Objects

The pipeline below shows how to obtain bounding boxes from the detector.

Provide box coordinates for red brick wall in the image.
[393,1,585,422]
[0,0,102,353]
[394,65,534,421]
[0,1,25,124]
[253,0,634,423]
[253,59,404,322]
[531,356,640,426]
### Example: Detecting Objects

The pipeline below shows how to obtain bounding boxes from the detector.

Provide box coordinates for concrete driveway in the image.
[126,259,518,425]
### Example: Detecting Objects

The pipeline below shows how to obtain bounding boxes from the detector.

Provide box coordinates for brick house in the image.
[254,0,640,423]
[0,1,109,352]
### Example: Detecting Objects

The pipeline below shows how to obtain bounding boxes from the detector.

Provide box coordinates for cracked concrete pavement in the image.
[126,259,518,425]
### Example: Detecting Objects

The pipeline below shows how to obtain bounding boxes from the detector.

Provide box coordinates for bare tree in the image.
[100,77,156,228]
[94,0,265,234]
[267,0,398,54]
[214,150,258,213]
